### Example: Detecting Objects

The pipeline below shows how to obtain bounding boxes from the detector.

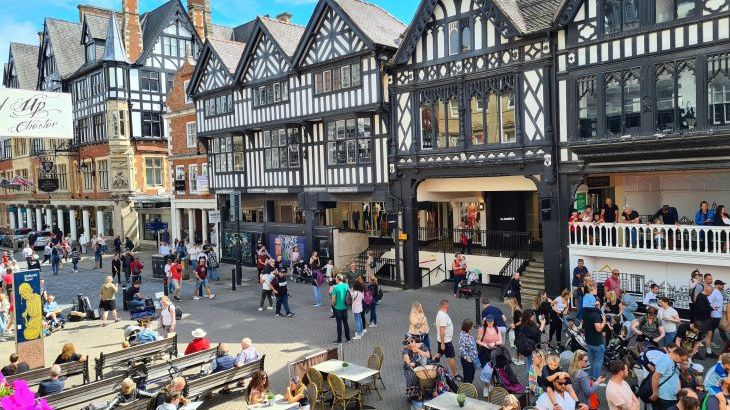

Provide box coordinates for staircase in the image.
[520,253,546,303]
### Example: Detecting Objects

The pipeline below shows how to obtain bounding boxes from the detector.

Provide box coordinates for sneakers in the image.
[266,306,273,310]
[512,359,525,365]
[258,307,263,311]
[368,323,377,327]
[193,296,201,301]
[362,329,367,335]
[286,313,294,317]
[209,294,216,299]
[276,314,282,317]
[353,334,362,340]
[313,303,321,307]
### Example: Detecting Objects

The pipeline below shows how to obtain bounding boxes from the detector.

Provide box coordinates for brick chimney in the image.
[78,5,113,22]
[276,12,292,24]
[187,0,211,41]
[121,0,142,62]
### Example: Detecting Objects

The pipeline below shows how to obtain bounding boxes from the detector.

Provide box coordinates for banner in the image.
[196,176,209,194]
[0,88,73,139]
[13,269,44,369]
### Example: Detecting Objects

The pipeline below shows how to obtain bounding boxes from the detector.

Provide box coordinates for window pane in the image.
[604,0,621,34]
[278,129,287,147]
[346,119,357,139]
[279,147,288,168]
[333,68,342,90]
[709,72,730,125]
[500,92,516,143]
[656,69,675,130]
[449,21,459,55]
[605,76,622,136]
[471,97,485,145]
[448,97,459,147]
[346,139,356,164]
[578,88,597,139]
[678,65,696,130]
[462,26,471,52]
[623,0,640,31]
[421,105,433,148]
[327,123,336,140]
[487,93,499,144]
[341,66,351,88]
[336,120,346,139]
[357,139,371,162]
[677,0,696,19]
[436,100,447,148]
[351,63,361,86]
[323,70,332,92]
[265,149,272,168]
[336,141,346,164]
[264,130,271,148]
[624,75,641,130]
[327,142,336,164]
[271,148,279,168]
[357,118,371,138]
[315,74,322,94]
[289,145,300,167]
[655,0,673,23]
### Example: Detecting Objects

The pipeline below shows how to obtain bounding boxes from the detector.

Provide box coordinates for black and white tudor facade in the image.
[189,0,405,265]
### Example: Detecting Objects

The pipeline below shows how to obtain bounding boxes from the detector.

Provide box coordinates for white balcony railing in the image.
[569,222,730,256]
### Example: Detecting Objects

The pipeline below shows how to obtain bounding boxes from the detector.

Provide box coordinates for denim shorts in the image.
[198,278,209,288]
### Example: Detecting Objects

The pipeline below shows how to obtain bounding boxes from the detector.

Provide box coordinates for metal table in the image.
[248,394,299,410]
[424,392,499,410]
[311,359,379,384]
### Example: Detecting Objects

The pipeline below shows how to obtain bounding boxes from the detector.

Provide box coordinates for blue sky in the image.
[0,0,420,72]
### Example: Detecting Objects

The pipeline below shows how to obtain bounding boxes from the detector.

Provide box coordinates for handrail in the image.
[421,263,444,288]
[570,222,730,255]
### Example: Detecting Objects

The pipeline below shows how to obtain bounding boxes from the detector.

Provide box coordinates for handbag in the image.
[720,317,730,332]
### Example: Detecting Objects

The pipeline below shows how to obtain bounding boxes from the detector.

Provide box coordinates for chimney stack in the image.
[78,5,113,22]
[121,0,142,62]
[276,12,292,24]
[187,0,211,41]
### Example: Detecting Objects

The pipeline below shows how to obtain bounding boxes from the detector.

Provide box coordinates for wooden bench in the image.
[185,355,266,400]
[115,397,155,410]
[96,335,178,380]
[43,375,125,408]
[140,347,218,388]
[6,360,89,388]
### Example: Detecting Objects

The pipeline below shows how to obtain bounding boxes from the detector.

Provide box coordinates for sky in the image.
[0,0,421,73]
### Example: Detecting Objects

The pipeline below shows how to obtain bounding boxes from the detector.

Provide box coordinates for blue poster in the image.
[13,269,43,343]
[268,234,306,264]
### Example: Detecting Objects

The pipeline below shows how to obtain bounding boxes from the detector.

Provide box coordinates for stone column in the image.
[45,208,53,229]
[26,208,33,229]
[96,209,105,236]
[57,209,65,235]
[188,209,195,243]
[82,209,90,239]
[9,209,16,230]
[69,209,77,241]
[35,208,42,231]
[173,208,183,242]
[202,209,208,243]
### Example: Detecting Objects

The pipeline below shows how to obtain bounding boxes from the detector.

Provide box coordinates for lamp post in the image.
[235,193,242,286]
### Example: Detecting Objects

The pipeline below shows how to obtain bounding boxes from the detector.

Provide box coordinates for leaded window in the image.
[253,80,289,107]
[708,53,730,126]
[421,93,459,149]
[656,60,696,131]
[578,77,598,139]
[315,62,361,95]
[604,0,640,34]
[327,118,372,165]
[264,128,300,170]
[605,69,641,137]
[656,0,697,23]
[469,88,515,146]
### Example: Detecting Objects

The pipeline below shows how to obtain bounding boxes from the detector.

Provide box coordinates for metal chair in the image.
[371,346,386,389]
[457,382,478,399]
[327,373,362,410]
[306,367,329,409]
[487,386,509,405]
[304,382,319,410]
[359,354,382,400]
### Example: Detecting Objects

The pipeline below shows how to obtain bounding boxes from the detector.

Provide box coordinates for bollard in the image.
[231,268,236,291]
[163,277,169,296]
[475,289,481,324]
[122,284,128,311]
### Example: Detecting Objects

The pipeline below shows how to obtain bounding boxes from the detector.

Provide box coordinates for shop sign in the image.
[27,200,50,205]
[0,88,73,139]
[196,176,209,194]
[14,269,45,369]
[575,192,587,211]
[174,179,186,193]
[37,177,59,193]
[208,210,221,224]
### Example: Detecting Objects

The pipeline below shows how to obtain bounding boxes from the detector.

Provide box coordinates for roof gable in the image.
[235,18,304,84]
[137,0,201,64]
[44,18,85,79]
[6,43,39,89]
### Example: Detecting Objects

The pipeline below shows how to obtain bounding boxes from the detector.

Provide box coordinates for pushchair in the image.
[489,346,526,395]
[457,269,481,299]
[293,262,311,283]
[563,320,589,352]
[604,336,630,367]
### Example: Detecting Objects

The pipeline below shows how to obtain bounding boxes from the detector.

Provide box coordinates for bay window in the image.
[264,128,300,170]
[327,118,372,165]
[468,89,514,146]
[421,96,459,149]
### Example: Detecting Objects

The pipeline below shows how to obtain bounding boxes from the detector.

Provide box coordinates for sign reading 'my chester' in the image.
[0,88,73,139]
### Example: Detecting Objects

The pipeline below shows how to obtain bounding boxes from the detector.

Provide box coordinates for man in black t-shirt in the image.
[583,308,607,380]
[125,281,144,309]
[600,197,619,246]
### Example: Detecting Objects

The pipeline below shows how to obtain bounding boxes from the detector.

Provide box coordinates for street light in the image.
[235,193,242,286]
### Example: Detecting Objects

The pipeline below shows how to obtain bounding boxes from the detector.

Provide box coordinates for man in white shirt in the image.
[710,280,728,347]
[434,299,458,377]
[536,374,590,410]
[22,244,33,266]
[606,359,640,410]
[643,283,659,309]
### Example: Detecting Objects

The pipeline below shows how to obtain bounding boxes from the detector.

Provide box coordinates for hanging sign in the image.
[37,177,60,193]
[0,88,73,139]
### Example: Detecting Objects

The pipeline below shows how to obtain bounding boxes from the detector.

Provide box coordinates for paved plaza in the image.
[0,249,492,409]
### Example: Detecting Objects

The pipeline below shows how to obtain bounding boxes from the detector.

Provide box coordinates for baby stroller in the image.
[457,269,481,299]
[294,263,312,283]
[604,336,630,367]
[564,320,589,352]
[489,346,526,395]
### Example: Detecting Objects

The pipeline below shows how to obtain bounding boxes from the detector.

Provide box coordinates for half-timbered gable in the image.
[239,18,298,84]
[38,18,85,92]
[3,43,39,90]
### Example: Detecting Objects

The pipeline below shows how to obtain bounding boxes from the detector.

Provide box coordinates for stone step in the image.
[528,262,544,269]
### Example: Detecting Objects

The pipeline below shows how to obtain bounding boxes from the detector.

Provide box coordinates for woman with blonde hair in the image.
[54,342,86,364]
[365,250,375,277]
[603,290,623,318]
[569,350,604,409]
[502,394,521,410]
[106,377,155,408]
[409,301,430,351]
[549,289,571,346]
[159,296,176,338]
[528,350,546,400]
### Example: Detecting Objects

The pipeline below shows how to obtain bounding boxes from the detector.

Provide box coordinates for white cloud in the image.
[0,17,40,73]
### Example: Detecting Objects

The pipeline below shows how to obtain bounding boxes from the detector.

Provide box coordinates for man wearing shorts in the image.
[193,258,215,301]
[434,299,458,377]
[695,284,715,359]
[99,276,118,326]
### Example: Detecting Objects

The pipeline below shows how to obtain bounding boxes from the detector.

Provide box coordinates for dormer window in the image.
[86,42,96,64]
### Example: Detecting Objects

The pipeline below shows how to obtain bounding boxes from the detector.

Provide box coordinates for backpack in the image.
[364,290,373,306]
[170,305,182,320]
[638,363,677,403]
[314,270,325,286]
[345,290,353,307]
[501,281,513,298]
[514,327,535,356]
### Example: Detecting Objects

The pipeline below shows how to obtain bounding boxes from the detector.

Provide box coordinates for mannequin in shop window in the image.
[352,210,360,231]
[363,204,370,231]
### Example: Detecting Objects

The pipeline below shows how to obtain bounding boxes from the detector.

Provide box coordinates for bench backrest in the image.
[6,360,89,387]
[185,355,265,400]
[43,375,125,409]
[117,397,154,410]
[143,348,218,386]
[96,335,178,379]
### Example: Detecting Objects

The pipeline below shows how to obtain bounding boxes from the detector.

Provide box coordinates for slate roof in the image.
[232,20,257,43]
[493,0,566,34]
[139,0,179,61]
[85,14,112,40]
[8,43,40,90]
[334,0,407,49]
[45,18,85,79]
[260,17,305,57]
[104,13,129,63]
[208,38,246,73]
[210,24,234,41]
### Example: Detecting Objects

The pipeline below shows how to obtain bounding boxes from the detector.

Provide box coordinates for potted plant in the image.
[342,362,349,367]
[267,392,275,402]
[456,393,466,407]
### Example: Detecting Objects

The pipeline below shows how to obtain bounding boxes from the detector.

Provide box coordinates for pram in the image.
[457,269,481,299]
[489,346,526,395]
[604,336,630,367]
[293,262,311,283]
[563,320,589,352]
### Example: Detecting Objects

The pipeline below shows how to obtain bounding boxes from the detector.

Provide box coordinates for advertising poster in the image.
[0,88,74,139]
[269,234,306,265]
[13,269,44,368]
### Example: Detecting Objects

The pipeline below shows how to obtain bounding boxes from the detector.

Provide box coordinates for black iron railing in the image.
[418,227,531,257]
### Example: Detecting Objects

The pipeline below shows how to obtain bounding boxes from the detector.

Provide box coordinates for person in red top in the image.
[184,328,210,355]
[605,269,622,294]
[129,257,144,283]
[170,257,183,302]
[2,268,12,300]
[1,251,9,265]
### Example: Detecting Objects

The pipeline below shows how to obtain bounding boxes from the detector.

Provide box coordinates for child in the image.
[538,353,579,406]
[284,376,309,409]
[528,350,546,400]
[506,297,523,365]
[652,218,666,249]
[70,247,80,274]
[0,293,9,336]
[704,353,730,410]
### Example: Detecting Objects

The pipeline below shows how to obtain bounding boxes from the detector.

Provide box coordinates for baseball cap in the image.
[716,279,726,286]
